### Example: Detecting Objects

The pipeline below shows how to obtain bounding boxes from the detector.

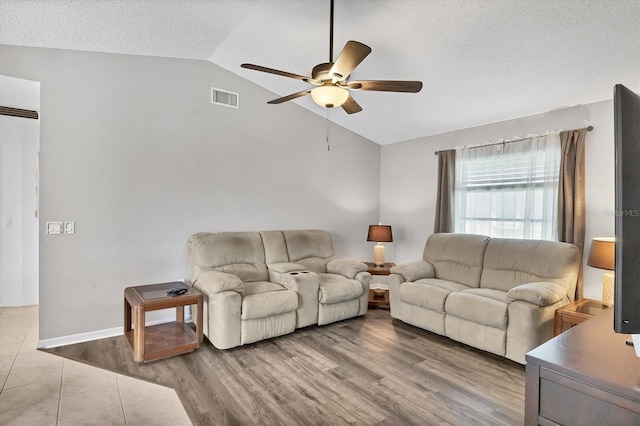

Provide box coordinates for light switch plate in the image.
[46,222,63,235]
[64,221,75,235]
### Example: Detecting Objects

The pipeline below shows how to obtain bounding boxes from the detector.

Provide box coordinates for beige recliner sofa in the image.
[389,233,581,364]
[188,230,370,349]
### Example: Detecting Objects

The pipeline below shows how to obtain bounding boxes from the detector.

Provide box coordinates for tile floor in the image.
[0,306,192,425]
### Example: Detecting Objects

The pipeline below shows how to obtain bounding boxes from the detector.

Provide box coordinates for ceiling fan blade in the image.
[341,95,362,114]
[267,90,312,104]
[329,41,372,81]
[241,63,317,84]
[346,80,423,93]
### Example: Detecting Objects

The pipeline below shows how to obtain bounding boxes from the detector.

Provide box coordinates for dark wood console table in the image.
[525,308,640,425]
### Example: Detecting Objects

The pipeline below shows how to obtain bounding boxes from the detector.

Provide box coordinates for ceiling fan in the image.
[241,0,423,114]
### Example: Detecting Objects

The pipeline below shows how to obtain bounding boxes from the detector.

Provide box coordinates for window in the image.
[453,134,561,240]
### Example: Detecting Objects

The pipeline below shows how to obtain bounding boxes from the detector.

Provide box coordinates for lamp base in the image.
[602,271,614,306]
[373,243,385,267]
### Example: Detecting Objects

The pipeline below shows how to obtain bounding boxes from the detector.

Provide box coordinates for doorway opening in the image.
[0,74,40,307]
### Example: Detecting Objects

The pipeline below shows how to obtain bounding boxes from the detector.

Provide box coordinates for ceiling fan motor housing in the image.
[312,62,337,82]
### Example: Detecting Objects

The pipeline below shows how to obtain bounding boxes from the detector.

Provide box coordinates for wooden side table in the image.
[365,262,395,309]
[553,298,608,336]
[364,262,396,276]
[124,281,203,362]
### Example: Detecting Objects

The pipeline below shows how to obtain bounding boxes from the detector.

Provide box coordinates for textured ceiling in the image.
[1,0,639,145]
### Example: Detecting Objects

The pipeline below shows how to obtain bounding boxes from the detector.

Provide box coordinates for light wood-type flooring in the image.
[46,308,525,425]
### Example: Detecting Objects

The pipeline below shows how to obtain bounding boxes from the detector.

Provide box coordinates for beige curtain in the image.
[434,149,456,233]
[558,128,587,299]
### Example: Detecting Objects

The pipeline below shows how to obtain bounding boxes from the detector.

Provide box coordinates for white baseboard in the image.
[37,314,194,349]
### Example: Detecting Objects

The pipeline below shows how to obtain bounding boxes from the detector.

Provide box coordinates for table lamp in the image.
[367,225,393,267]
[587,237,615,306]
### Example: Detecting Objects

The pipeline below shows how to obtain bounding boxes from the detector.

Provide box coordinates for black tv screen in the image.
[614,84,640,334]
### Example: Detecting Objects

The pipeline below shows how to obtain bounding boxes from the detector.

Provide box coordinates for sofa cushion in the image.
[318,274,363,304]
[243,281,287,296]
[188,232,269,283]
[327,258,368,279]
[298,258,331,274]
[241,288,298,320]
[445,289,508,330]
[260,231,290,265]
[261,230,336,273]
[462,288,509,303]
[399,279,471,313]
[480,238,581,294]
[423,233,490,288]
[283,229,335,262]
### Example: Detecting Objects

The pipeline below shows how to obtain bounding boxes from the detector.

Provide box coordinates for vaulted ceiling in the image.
[1,0,639,144]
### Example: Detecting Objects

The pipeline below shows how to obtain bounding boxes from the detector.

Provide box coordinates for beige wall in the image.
[381,100,615,300]
[0,45,381,341]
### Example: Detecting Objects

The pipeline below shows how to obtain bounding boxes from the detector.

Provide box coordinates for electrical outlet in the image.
[64,221,75,235]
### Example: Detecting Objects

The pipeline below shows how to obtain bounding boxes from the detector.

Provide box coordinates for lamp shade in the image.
[367,225,393,243]
[310,85,349,108]
[587,237,615,270]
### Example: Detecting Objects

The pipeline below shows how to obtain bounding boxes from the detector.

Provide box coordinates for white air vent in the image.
[211,87,239,108]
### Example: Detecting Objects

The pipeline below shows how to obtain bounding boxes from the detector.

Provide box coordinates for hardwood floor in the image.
[45,309,525,425]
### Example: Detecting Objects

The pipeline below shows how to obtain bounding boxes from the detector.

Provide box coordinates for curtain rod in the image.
[433,126,593,156]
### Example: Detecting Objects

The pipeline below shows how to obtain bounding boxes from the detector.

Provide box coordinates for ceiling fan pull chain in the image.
[326,109,331,151]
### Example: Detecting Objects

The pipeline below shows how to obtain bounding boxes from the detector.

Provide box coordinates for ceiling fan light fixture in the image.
[311,85,349,108]
[242,0,422,113]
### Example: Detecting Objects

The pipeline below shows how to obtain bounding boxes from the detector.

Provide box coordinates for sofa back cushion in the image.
[423,233,490,287]
[261,229,335,273]
[260,230,289,264]
[188,232,269,283]
[480,238,580,296]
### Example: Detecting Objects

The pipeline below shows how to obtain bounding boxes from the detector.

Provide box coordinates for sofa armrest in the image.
[193,270,245,296]
[327,258,368,279]
[355,271,372,286]
[268,262,306,273]
[506,282,568,307]
[390,260,435,282]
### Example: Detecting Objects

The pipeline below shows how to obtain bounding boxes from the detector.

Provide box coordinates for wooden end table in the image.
[365,262,395,309]
[553,297,608,336]
[124,281,203,362]
[364,262,395,276]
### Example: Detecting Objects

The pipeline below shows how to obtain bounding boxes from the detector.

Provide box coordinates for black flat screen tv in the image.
[613,84,640,337]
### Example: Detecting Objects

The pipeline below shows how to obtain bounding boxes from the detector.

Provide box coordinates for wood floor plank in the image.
[45,309,525,425]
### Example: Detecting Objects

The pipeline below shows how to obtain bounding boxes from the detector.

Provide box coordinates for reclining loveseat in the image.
[389,233,581,364]
[187,229,371,349]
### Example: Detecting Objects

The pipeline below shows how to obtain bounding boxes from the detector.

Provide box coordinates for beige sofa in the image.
[389,233,581,364]
[188,229,370,349]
